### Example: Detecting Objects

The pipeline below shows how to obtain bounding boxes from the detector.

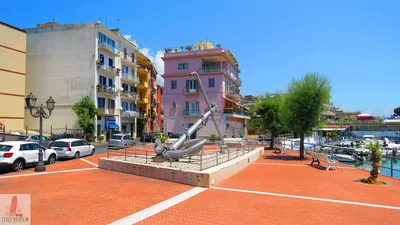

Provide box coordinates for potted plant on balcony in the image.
[96,84,102,92]
[174,48,179,52]
[185,45,193,51]
[216,43,222,48]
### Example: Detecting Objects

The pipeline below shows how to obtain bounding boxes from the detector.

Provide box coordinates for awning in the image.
[108,123,119,129]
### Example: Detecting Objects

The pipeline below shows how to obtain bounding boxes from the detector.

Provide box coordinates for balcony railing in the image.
[121,91,138,101]
[98,41,119,55]
[138,97,149,104]
[137,81,148,89]
[121,73,139,83]
[183,109,200,116]
[223,109,250,117]
[121,53,137,66]
[198,66,221,74]
[96,85,116,94]
[183,87,200,95]
[97,64,119,76]
[121,110,137,117]
[137,112,148,119]
[152,87,157,94]
[223,69,242,85]
[98,107,117,115]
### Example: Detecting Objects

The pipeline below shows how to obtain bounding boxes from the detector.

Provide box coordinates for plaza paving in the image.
[0,146,399,224]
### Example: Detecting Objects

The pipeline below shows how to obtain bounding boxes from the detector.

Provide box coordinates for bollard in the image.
[124,145,127,161]
[200,153,203,171]
[390,158,394,177]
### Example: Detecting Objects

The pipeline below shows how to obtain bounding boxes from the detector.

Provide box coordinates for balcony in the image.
[121,110,138,118]
[137,111,148,119]
[225,88,241,100]
[223,108,251,119]
[98,107,118,116]
[183,87,200,95]
[152,87,157,94]
[198,66,221,74]
[121,73,139,84]
[223,69,242,86]
[96,85,117,95]
[138,97,149,104]
[97,64,119,76]
[121,91,139,101]
[98,42,119,56]
[183,109,200,117]
[120,54,137,67]
[137,81,148,89]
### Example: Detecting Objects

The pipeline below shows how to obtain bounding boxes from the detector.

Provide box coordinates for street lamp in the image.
[25,93,55,172]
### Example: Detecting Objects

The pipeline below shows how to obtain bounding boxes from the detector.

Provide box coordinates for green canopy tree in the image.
[282,73,331,159]
[394,107,400,116]
[72,96,99,141]
[254,93,285,149]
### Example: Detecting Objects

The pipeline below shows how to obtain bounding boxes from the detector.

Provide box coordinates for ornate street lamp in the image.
[25,93,55,172]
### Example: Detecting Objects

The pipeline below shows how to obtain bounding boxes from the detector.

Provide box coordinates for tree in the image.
[254,93,285,149]
[394,107,400,116]
[72,96,99,141]
[282,73,331,159]
[366,142,382,184]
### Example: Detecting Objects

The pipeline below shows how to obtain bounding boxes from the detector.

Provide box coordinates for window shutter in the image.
[196,101,199,111]
[186,80,189,90]
[194,80,197,89]
[185,102,189,111]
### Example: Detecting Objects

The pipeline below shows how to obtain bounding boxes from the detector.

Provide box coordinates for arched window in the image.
[171,101,177,108]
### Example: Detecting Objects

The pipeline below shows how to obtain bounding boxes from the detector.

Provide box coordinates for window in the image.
[19,144,31,151]
[171,101,177,108]
[71,141,80,147]
[185,101,199,116]
[124,48,127,58]
[109,58,113,67]
[99,76,107,85]
[31,136,39,140]
[97,97,105,108]
[171,80,177,89]
[130,103,134,111]
[0,145,13,152]
[99,54,104,64]
[30,144,40,150]
[122,83,129,92]
[124,135,132,140]
[130,85,135,93]
[132,69,136,76]
[131,53,135,62]
[177,63,188,70]
[208,78,215,88]
[108,78,113,87]
[186,80,197,92]
[108,99,115,109]
[122,102,128,111]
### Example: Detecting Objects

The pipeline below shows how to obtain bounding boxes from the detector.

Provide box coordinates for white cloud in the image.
[140,48,164,86]
[122,34,138,48]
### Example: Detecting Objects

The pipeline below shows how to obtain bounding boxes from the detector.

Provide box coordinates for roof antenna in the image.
[97,8,101,22]
[117,18,120,29]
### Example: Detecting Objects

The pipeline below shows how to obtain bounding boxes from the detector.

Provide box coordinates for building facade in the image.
[156,85,164,132]
[25,21,156,140]
[162,41,250,138]
[0,22,26,132]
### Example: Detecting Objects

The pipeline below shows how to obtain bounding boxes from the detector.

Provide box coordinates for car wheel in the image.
[74,152,80,159]
[13,159,24,172]
[91,148,95,155]
[48,154,56,164]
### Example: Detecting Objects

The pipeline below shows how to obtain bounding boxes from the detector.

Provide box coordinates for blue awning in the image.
[108,123,119,129]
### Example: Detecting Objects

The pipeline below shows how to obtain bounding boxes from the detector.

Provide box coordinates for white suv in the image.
[0,141,58,172]
[50,139,95,159]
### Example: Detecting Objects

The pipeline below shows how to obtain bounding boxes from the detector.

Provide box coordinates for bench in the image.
[274,141,288,154]
[310,151,337,171]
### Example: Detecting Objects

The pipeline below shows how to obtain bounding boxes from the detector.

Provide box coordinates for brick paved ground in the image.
[1,147,399,225]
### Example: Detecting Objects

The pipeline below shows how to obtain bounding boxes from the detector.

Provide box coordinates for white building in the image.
[25,21,142,139]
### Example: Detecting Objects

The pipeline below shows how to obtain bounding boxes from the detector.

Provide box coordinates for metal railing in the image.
[223,109,250,116]
[98,41,119,54]
[98,107,117,115]
[183,87,200,94]
[121,91,139,101]
[96,85,116,94]
[198,66,221,74]
[121,73,139,83]
[271,139,400,179]
[183,109,200,116]
[121,110,138,117]
[97,64,119,75]
[121,53,137,65]
[106,143,257,171]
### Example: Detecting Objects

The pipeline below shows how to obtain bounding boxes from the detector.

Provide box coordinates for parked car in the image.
[50,139,95,159]
[141,133,153,142]
[108,134,136,149]
[16,135,52,148]
[0,141,58,172]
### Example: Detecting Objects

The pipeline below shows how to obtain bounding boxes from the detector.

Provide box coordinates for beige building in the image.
[0,21,26,132]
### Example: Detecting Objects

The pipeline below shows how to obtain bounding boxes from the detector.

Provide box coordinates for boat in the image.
[332,154,356,163]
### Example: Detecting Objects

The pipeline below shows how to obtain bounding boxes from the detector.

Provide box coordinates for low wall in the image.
[99,147,264,188]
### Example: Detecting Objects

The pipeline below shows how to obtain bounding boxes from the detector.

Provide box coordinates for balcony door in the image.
[188,80,197,93]
[188,101,198,116]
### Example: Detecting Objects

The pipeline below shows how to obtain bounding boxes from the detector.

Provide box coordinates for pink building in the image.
[162,41,250,138]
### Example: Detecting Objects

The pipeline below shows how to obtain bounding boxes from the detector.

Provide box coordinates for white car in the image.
[0,141,58,172]
[50,138,95,159]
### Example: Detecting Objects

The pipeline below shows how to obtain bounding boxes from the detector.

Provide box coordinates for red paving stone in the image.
[0,169,191,225]
[138,189,400,225]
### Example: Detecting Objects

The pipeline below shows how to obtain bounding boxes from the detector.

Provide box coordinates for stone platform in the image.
[99,147,264,187]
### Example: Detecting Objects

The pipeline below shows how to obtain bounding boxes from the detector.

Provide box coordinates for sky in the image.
[2,0,400,116]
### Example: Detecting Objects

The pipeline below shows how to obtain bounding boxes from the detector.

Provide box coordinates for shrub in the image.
[98,135,105,142]
[160,135,168,143]
[209,134,219,141]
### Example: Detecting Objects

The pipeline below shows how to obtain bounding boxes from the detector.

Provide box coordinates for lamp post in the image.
[25,93,55,172]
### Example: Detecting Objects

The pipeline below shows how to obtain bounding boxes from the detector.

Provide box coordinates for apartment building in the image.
[25,21,155,139]
[162,41,250,138]
[156,85,164,133]
[0,21,26,132]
